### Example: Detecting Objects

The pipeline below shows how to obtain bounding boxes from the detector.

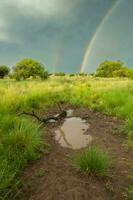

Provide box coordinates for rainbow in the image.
[80,0,121,73]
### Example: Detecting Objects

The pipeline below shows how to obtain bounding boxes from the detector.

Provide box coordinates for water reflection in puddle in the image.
[55,117,92,149]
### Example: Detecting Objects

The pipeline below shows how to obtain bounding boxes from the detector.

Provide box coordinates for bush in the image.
[72,146,110,177]
[78,72,88,76]
[0,65,10,78]
[69,73,75,77]
[95,60,124,77]
[95,60,133,78]
[127,69,133,79]
[12,58,48,80]
[112,68,129,77]
[54,72,65,76]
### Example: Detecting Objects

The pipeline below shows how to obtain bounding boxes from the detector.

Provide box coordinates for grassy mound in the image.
[72,146,111,177]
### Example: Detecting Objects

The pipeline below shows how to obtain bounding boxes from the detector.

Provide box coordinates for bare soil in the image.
[16,105,133,200]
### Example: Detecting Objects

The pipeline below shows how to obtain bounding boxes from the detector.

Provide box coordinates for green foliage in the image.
[125,116,133,144]
[125,164,133,200]
[78,72,88,76]
[72,146,110,177]
[69,73,75,77]
[54,72,65,76]
[0,65,10,78]
[0,76,133,197]
[0,114,43,198]
[112,67,129,77]
[12,58,48,80]
[95,60,133,78]
[95,60,125,77]
[127,69,133,79]
[125,186,133,200]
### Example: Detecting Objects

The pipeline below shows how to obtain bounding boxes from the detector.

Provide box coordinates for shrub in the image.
[54,72,65,76]
[72,146,110,177]
[95,60,124,77]
[127,69,133,79]
[0,65,10,78]
[69,73,75,77]
[78,72,88,76]
[12,58,48,80]
[112,68,129,77]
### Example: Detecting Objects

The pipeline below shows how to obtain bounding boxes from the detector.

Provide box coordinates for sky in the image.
[0,0,133,73]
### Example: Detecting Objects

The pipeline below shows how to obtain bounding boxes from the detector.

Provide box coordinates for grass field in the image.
[0,76,133,199]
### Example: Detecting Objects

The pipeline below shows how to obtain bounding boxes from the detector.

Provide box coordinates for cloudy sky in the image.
[0,0,133,73]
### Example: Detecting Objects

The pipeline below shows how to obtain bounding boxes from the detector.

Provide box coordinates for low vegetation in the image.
[0,65,10,79]
[72,146,110,177]
[0,59,133,199]
[95,60,133,78]
[0,76,132,195]
[0,114,43,198]
[125,186,133,200]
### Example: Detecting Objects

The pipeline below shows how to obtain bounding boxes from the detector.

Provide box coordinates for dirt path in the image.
[18,106,133,200]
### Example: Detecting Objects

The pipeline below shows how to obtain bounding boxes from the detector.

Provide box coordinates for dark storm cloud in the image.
[0,0,133,72]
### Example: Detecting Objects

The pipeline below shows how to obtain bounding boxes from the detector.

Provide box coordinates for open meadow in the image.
[0,76,133,199]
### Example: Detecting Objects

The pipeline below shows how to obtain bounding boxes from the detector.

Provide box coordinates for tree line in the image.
[0,59,133,80]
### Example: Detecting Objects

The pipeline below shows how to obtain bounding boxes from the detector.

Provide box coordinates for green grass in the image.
[72,146,111,177]
[125,116,133,138]
[0,76,133,197]
[0,115,43,199]
[125,186,133,200]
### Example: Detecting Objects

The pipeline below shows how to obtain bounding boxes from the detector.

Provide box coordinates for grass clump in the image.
[125,186,133,200]
[0,115,43,199]
[72,146,111,177]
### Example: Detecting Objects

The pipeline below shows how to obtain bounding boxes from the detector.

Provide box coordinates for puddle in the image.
[55,117,92,149]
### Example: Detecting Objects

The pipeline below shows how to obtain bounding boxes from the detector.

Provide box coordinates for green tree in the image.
[12,58,48,80]
[112,67,129,77]
[95,60,124,77]
[0,65,10,78]
[127,69,133,79]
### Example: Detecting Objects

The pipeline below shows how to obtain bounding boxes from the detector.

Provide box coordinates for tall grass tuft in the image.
[72,146,111,177]
[0,115,43,198]
[125,116,133,137]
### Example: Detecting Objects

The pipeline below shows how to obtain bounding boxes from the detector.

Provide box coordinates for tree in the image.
[12,58,48,80]
[0,65,10,78]
[112,67,129,77]
[127,69,133,79]
[95,60,124,77]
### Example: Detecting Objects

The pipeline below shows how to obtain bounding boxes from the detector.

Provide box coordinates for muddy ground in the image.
[16,105,133,200]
